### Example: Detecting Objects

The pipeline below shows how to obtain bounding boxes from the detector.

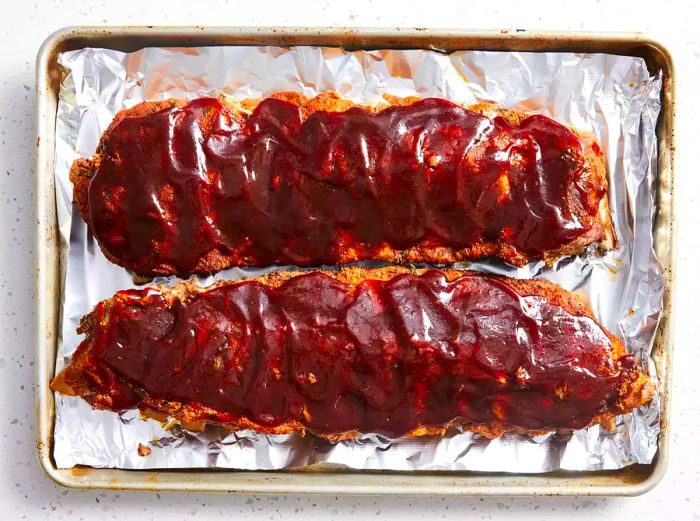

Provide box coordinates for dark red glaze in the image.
[88,97,604,275]
[75,271,630,437]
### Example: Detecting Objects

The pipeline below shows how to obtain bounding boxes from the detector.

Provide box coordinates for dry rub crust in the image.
[69,92,616,275]
[51,266,653,440]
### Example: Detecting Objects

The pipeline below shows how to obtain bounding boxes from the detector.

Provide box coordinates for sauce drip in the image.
[78,271,629,436]
[88,98,603,275]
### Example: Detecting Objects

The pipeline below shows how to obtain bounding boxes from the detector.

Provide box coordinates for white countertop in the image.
[1,0,698,519]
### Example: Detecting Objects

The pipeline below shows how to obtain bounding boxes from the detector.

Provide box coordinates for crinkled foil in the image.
[51,46,663,472]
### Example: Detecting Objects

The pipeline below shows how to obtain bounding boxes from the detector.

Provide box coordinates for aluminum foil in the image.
[51,45,663,472]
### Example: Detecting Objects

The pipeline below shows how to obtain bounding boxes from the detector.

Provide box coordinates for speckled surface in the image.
[1,0,698,519]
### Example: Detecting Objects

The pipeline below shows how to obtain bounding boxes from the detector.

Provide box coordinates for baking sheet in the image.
[51,45,662,472]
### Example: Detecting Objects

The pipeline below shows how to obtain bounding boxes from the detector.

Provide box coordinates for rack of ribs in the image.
[51,267,652,439]
[70,92,615,277]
